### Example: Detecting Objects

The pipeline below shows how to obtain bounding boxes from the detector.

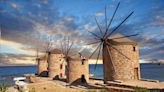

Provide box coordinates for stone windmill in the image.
[36,35,53,77]
[43,36,63,79]
[36,48,41,75]
[87,2,140,83]
[44,36,54,68]
[36,38,48,76]
[60,37,73,81]
[61,37,89,84]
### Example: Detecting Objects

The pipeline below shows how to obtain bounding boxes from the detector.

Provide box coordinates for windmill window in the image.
[133,46,136,52]
[60,73,63,77]
[82,59,85,65]
[60,64,63,69]
[82,61,84,65]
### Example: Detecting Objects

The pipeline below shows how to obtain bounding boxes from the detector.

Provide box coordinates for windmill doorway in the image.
[134,68,139,80]
[81,74,86,83]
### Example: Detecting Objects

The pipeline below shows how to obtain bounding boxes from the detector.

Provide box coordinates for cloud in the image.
[85,1,164,63]
[10,3,18,9]
[156,16,164,25]
[0,39,45,56]
[0,53,36,65]
[0,1,85,65]
[0,0,163,65]
[65,16,73,21]
[95,12,103,16]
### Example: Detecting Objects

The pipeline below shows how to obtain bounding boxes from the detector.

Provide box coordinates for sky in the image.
[0,0,164,65]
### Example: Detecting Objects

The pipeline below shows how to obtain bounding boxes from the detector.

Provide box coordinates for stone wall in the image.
[67,58,89,84]
[48,54,66,79]
[103,42,140,82]
[37,58,48,75]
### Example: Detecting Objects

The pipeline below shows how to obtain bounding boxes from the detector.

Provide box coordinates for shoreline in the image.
[0,64,164,82]
[3,76,164,92]
[0,64,37,67]
[0,63,163,66]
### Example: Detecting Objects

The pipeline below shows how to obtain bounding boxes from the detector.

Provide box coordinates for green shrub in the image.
[29,88,35,92]
[17,87,24,92]
[100,89,108,92]
[0,83,8,92]
[133,86,150,92]
[87,89,108,92]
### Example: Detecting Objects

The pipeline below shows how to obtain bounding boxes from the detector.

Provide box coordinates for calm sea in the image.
[0,64,164,85]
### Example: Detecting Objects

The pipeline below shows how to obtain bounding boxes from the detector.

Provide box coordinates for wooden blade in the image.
[89,42,102,59]
[60,42,64,54]
[106,42,131,60]
[36,48,39,58]
[48,43,52,51]
[106,45,115,73]
[107,11,134,38]
[43,55,47,63]
[66,37,70,55]
[47,36,53,51]
[111,33,139,40]
[94,43,102,72]
[105,5,108,33]
[94,37,100,41]
[104,2,120,38]
[47,51,51,67]
[0,25,2,39]
[64,37,67,55]
[65,65,69,72]
[88,31,101,39]
[86,40,101,45]
[62,56,66,64]
[45,42,50,52]
[66,42,73,57]
[94,16,103,35]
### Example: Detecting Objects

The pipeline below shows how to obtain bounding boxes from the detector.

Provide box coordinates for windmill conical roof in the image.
[40,55,47,60]
[108,33,137,45]
[50,49,62,54]
[67,53,87,61]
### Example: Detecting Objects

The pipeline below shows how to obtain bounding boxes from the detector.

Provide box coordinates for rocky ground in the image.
[6,76,164,92]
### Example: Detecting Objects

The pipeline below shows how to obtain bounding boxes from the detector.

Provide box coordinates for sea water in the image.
[0,64,164,85]
[89,64,164,81]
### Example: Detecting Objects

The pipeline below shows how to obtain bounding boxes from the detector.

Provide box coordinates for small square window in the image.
[60,73,63,77]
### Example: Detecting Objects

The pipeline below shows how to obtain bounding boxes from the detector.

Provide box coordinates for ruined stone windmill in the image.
[61,37,89,84]
[43,36,65,79]
[36,48,41,75]
[36,35,54,77]
[60,37,73,64]
[87,2,140,83]
[44,36,54,65]
[35,37,49,76]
